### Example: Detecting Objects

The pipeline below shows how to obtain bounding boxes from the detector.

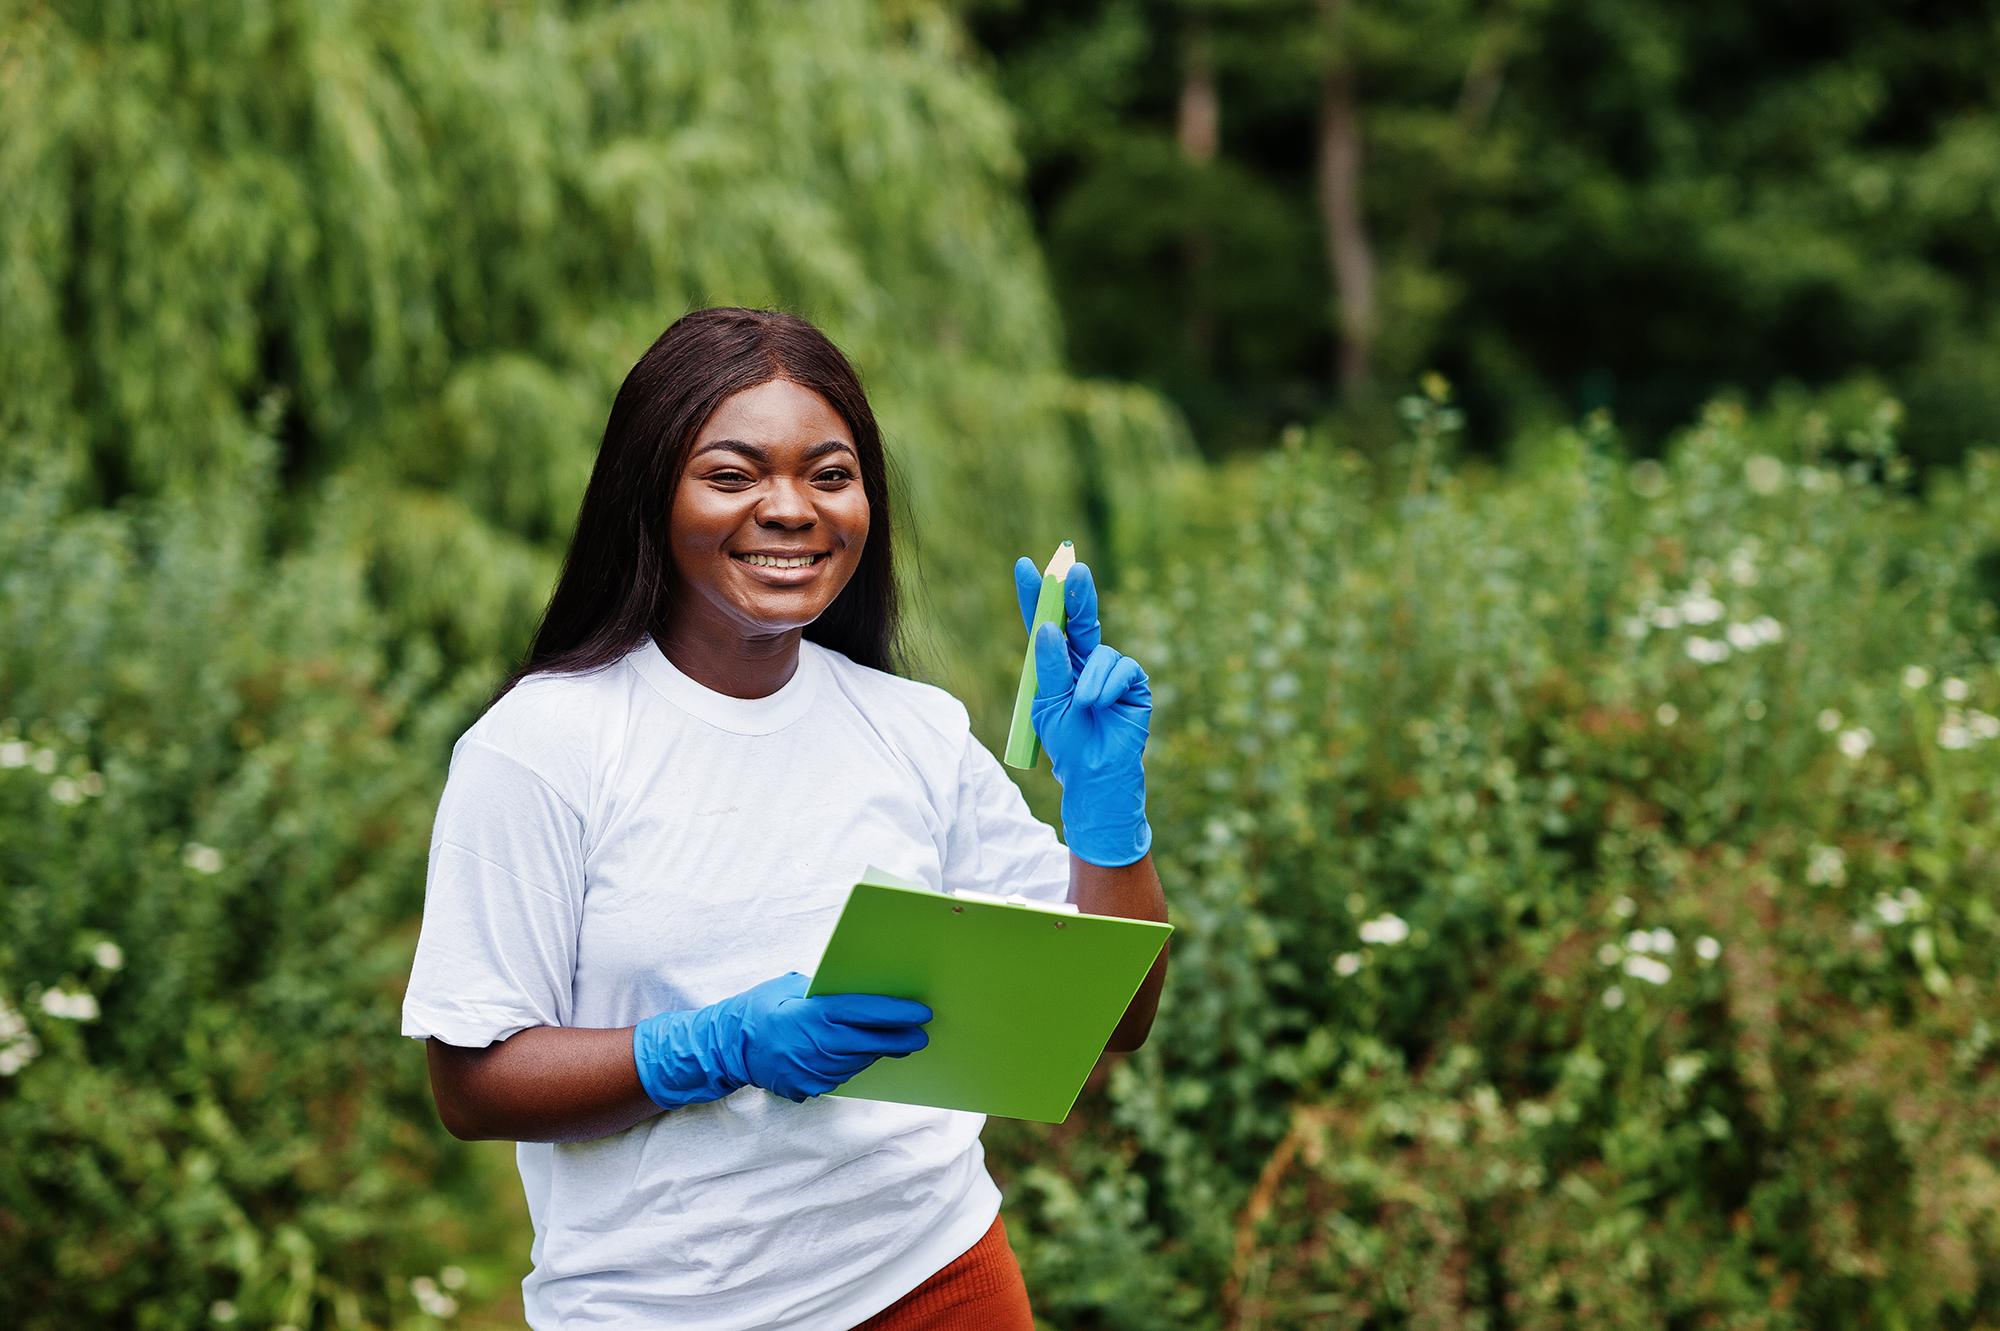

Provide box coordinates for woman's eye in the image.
[710,471,752,484]
[815,468,853,484]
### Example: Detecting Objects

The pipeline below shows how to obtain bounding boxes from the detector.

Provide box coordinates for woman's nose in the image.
[754,477,818,526]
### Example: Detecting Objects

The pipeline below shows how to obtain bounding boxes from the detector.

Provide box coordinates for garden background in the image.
[4,2,2000,1327]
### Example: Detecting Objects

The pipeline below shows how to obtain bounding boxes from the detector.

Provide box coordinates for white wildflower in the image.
[441,1265,467,1291]
[1602,985,1627,1010]
[182,843,224,875]
[1666,1052,1707,1087]
[1625,929,1654,954]
[1943,677,1970,702]
[210,1301,236,1325]
[92,940,124,971]
[1898,886,1922,910]
[1649,927,1676,953]
[1971,711,2000,740]
[1903,666,1933,690]
[1623,616,1651,639]
[1333,952,1363,977]
[1612,895,1636,919]
[1358,914,1410,946]
[39,987,99,1021]
[31,748,57,775]
[1727,551,1761,586]
[1685,636,1730,664]
[1622,955,1673,985]
[1650,606,1682,630]
[1596,943,1622,966]
[0,995,35,1076]
[1744,455,1784,494]
[1939,720,1974,750]
[1695,935,1721,962]
[1749,615,1784,644]
[1726,623,1760,652]
[1655,703,1679,726]
[1806,844,1846,887]
[49,777,82,805]
[411,1275,458,1318]
[1678,590,1725,626]
[1817,709,1843,733]
[1874,895,1908,926]
[0,741,25,768]
[1837,727,1873,759]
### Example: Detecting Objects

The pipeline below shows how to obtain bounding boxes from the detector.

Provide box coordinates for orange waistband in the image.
[850,1212,1034,1331]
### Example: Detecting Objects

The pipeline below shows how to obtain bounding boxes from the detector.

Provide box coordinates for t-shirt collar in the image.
[630,635,825,735]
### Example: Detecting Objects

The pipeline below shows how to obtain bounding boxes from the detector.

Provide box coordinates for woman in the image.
[401,307,1169,1329]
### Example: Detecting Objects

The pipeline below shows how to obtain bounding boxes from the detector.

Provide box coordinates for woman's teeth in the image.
[737,554,822,569]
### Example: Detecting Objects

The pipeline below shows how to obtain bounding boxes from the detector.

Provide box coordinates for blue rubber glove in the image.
[1013,557,1154,867]
[632,972,931,1108]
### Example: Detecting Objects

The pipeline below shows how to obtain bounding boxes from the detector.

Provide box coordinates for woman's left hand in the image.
[1013,556,1154,867]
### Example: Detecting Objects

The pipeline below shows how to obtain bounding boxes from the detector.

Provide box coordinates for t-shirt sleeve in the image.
[401,736,587,1047]
[940,721,1072,905]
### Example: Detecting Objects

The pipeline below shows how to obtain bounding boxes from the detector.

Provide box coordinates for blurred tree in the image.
[959,0,2000,458]
[0,0,1191,707]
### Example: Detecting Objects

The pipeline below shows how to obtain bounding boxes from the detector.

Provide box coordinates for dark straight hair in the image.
[485,306,923,710]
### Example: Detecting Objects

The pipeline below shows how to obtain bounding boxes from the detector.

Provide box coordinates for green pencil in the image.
[1004,540,1074,769]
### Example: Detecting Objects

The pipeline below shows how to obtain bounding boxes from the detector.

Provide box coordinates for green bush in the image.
[0,445,501,1329]
[989,390,2000,1328]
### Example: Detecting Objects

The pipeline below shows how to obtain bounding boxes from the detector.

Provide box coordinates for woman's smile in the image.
[731,550,834,585]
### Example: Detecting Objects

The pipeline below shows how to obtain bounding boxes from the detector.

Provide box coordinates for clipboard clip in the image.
[948,886,1081,915]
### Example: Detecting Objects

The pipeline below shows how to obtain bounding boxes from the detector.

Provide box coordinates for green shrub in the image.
[989,390,2000,1328]
[0,446,500,1329]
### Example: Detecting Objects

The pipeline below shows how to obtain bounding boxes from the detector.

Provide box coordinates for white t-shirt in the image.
[400,634,1073,1330]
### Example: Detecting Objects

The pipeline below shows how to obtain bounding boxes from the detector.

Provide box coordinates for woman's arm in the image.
[427,977,933,1141]
[427,1027,660,1143]
[1070,849,1170,1051]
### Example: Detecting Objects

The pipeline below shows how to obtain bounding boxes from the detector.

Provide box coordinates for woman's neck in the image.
[657,627,804,700]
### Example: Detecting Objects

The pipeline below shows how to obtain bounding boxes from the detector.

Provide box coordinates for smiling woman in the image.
[398,307,1169,1331]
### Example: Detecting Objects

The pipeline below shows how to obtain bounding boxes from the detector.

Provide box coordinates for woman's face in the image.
[666,377,871,645]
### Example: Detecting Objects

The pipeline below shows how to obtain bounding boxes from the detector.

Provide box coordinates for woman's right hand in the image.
[728,972,932,1102]
[633,972,931,1108]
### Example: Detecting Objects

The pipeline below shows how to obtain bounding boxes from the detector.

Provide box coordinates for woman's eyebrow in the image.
[692,439,857,464]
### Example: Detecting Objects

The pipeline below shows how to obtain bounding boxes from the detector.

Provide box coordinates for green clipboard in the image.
[805,866,1173,1123]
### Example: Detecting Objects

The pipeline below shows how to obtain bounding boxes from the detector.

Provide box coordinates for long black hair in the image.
[485,307,923,710]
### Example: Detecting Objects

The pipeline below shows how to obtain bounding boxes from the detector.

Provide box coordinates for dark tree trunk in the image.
[1178,16,1219,371]
[1316,0,1374,392]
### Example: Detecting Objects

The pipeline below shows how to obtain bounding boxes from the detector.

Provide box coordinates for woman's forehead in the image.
[700,378,851,448]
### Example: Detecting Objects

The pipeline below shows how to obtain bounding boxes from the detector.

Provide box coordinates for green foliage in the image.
[0,444,507,1327]
[987,388,2000,1327]
[0,0,1190,702]
[962,0,2000,455]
